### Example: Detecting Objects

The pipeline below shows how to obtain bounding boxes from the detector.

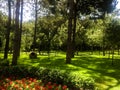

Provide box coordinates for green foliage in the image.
[105,19,120,46]
[1,51,120,89]
[0,37,2,48]
[0,66,94,89]
[0,59,9,66]
[41,0,67,16]
[0,11,7,50]
[85,27,103,47]
[0,66,29,78]
[37,15,66,51]
[77,0,117,16]
[75,18,105,51]
[21,22,34,51]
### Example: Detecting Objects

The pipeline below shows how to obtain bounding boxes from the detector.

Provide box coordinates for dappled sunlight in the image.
[0,0,120,89]
[95,76,119,90]
[109,84,120,90]
[71,53,120,90]
[66,64,77,68]
[107,69,115,73]
[1,51,120,89]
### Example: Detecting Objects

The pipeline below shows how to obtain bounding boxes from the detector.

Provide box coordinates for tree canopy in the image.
[0,0,119,65]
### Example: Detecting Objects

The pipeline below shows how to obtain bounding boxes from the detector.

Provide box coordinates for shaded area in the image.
[9,52,120,89]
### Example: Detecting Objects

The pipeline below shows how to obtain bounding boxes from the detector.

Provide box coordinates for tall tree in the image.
[32,0,38,50]
[66,0,74,64]
[4,0,12,59]
[66,0,117,63]
[105,19,120,64]
[12,0,20,65]
[71,0,79,58]
[18,0,23,56]
[38,16,65,56]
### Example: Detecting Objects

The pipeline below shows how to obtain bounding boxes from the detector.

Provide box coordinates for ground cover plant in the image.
[0,65,94,90]
[1,51,120,90]
[0,77,68,90]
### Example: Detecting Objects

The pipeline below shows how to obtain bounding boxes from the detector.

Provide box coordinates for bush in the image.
[29,52,37,59]
[0,59,9,66]
[0,66,95,90]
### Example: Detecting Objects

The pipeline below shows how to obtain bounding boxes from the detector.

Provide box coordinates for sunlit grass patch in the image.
[1,51,120,89]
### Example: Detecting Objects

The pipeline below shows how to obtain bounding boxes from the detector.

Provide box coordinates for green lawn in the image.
[1,51,120,90]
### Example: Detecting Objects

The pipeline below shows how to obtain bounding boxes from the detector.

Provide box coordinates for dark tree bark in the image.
[108,48,111,59]
[102,12,106,56]
[66,0,74,64]
[118,45,120,55]
[18,0,23,57]
[33,0,38,51]
[71,0,78,58]
[12,0,20,65]
[4,0,11,59]
[102,41,105,56]
[111,47,114,65]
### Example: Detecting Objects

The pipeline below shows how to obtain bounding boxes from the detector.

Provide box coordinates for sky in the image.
[23,4,33,22]
[117,0,120,9]
[0,0,120,22]
[23,0,120,22]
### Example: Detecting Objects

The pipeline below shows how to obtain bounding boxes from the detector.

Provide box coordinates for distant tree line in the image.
[0,0,119,65]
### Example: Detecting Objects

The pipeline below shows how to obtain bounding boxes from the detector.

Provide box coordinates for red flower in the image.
[1,88,6,90]
[18,87,23,90]
[55,87,59,90]
[48,82,52,85]
[53,83,57,87]
[22,78,25,83]
[47,85,53,89]
[41,86,46,90]
[0,86,5,90]
[62,85,67,90]
[29,78,33,81]
[13,84,19,89]
[33,78,37,82]
[35,85,41,90]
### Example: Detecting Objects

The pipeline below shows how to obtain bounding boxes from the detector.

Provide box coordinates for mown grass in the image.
[1,51,120,90]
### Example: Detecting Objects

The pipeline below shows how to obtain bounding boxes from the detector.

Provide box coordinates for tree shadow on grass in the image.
[18,52,120,90]
[71,54,120,90]
[31,56,80,71]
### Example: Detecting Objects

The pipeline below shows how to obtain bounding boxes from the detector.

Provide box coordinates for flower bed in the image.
[0,76,68,90]
[0,66,95,90]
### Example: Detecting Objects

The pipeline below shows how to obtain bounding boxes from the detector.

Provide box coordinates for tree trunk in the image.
[108,48,110,59]
[111,47,114,65]
[33,0,38,51]
[12,0,20,65]
[102,37,105,56]
[118,45,120,55]
[71,1,77,58]
[102,12,106,56]
[99,49,101,55]
[47,39,51,59]
[4,0,11,59]
[18,0,23,57]
[66,0,74,64]
[91,45,93,55]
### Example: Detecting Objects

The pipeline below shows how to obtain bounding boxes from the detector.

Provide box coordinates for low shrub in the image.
[0,66,95,90]
[29,52,37,59]
[0,59,9,66]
